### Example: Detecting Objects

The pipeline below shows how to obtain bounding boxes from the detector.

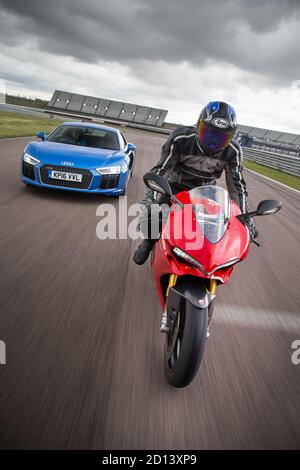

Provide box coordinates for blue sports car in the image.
[21,122,136,196]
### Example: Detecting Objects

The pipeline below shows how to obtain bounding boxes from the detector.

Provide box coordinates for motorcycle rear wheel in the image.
[164,298,208,388]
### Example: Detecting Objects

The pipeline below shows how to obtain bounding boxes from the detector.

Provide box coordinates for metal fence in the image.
[242,147,300,177]
[47,90,168,127]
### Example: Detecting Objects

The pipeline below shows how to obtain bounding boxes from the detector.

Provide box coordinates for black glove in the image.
[245,217,259,241]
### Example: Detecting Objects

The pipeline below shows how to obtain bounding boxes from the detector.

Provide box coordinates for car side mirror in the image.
[143,172,173,197]
[127,143,136,152]
[36,131,46,140]
[256,199,282,216]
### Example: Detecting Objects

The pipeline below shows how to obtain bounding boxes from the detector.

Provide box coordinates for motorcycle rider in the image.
[133,101,259,265]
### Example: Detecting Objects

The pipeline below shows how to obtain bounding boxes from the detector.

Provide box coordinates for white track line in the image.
[214,304,300,333]
[245,167,300,195]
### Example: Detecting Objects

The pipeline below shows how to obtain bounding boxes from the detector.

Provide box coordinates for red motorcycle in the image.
[144,173,282,388]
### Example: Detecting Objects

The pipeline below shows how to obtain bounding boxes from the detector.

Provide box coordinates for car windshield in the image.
[189,185,230,243]
[47,125,120,150]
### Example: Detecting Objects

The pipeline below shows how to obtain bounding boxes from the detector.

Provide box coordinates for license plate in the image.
[48,170,83,183]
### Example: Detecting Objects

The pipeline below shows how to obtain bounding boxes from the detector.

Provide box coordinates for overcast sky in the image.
[0,0,299,132]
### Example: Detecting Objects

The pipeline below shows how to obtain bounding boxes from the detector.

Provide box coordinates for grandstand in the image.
[47,90,168,127]
[237,124,300,158]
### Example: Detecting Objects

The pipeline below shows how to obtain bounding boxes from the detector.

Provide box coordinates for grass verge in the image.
[244,159,300,191]
[0,111,63,139]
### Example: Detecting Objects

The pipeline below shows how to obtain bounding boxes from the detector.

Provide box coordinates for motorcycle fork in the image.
[207,279,217,326]
[161,274,178,333]
[166,274,178,297]
[207,279,217,297]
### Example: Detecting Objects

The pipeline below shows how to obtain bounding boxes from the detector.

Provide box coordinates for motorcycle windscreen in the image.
[189,185,230,243]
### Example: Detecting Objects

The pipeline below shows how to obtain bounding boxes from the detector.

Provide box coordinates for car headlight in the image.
[121,161,128,171]
[96,166,121,175]
[23,153,40,165]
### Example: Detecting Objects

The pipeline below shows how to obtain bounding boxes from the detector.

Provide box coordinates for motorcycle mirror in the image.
[256,199,282,216]
[143,172,173,197]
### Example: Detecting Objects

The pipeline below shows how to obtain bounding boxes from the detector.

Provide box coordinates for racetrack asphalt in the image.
[0,132,299,449]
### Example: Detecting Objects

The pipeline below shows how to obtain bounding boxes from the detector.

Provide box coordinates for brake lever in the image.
[252,239,261,247]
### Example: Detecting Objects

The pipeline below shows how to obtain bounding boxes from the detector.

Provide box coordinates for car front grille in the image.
[40,165,93,189]
[100,174,120,189]
[22,162,35,181]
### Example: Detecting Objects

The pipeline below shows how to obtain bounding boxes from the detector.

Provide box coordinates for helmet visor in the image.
[198,120,235,152]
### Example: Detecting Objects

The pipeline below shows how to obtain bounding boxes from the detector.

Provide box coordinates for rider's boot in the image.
[133,239,153,265]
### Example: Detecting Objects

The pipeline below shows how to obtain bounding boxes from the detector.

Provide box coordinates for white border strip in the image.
[245,167,300,195]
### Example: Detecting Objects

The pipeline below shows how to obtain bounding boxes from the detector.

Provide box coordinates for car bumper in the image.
[20,162,129,195]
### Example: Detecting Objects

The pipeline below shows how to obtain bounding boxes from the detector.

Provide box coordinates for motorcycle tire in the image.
[164,297,208,388]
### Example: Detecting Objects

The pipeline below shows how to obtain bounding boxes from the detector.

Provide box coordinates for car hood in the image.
[25,141,124,169]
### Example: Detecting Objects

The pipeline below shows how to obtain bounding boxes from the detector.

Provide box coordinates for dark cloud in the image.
[0,0,299,83]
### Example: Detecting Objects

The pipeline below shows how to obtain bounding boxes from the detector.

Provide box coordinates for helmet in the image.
[197,101,237,156]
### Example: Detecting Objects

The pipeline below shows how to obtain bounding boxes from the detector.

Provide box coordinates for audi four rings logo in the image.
[212,118,229,129]
[61,161,74,166]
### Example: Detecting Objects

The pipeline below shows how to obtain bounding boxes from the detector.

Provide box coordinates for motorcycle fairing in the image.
[151,187,250,309]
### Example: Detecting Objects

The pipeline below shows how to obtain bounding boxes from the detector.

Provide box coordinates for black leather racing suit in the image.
[140,125,258,239]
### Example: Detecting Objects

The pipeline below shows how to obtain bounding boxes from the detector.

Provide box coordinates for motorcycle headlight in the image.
[96,166,121,175]
[173,247,206,273]
[23,153,40,165]
[173,247,240,276]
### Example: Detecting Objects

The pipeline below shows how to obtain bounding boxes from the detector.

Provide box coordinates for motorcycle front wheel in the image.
[164,298,208,388]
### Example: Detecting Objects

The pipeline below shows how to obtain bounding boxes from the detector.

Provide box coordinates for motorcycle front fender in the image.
[168,276,209,312]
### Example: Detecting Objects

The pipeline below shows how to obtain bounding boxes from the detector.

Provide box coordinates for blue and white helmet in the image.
[197,101,237,155]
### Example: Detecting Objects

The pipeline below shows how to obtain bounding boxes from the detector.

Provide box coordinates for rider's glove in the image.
[245,217,259,241]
